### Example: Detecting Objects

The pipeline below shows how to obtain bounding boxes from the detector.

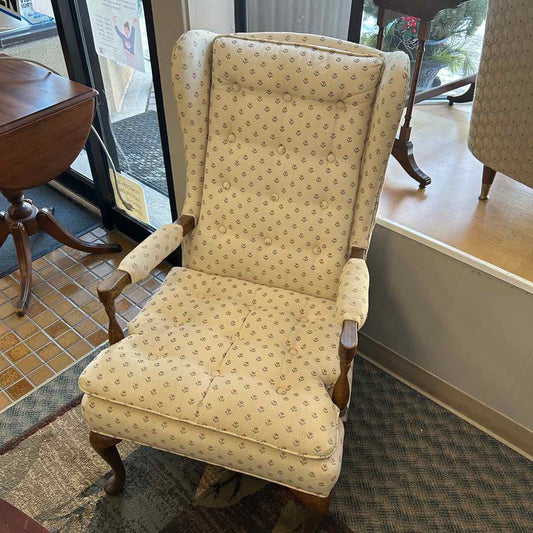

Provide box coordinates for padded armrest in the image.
[118,216,193,283]
[335,258,370,327]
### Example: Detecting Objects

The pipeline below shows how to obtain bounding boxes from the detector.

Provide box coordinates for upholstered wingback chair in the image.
[79,31,409,531]
[468,0,533,200]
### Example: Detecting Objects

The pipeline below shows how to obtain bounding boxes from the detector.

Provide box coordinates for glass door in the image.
[35,0,177,241]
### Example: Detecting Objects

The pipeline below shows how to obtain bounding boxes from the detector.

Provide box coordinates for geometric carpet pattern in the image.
[1,356,532,532]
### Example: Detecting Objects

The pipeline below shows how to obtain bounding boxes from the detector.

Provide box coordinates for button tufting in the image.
[219,225,227,234]
[271,193,279,201]
[336,100,345,110]
[264,238,272,246]
[232,82,240,92]
[320,200,329,209]
[327,153,336,163]
[313,246,322,255]
[277,145,286,155]
[227,133,236,143]
[283,93,292,103]
[276,386,287,395]
[289,348,298,356]
[222,181,231,190]
[211,369,221,377]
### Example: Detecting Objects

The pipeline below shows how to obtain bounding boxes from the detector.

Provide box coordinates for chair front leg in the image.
[90,431,126,495]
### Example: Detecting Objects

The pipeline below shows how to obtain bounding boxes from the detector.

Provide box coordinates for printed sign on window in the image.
[0,0,21,20]
[86,0,144,73]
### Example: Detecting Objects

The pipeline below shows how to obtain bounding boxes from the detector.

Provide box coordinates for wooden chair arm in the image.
[332,320,358,416]
[97,214,195,345]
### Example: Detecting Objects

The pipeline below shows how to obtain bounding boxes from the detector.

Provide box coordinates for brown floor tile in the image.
[26,332,50,350]
[6,343,31,363]
[41,290,63,307]
[120,306,140,322]
[32,281,54,299]
[33,310,57,328]
[45,320,69,339]
[0,391,10,411]
[65,263,85,278]
[74,318,100,337]
[0,321,9,336]
[64,309,87,326]
[15,320,39,339]
[7,378,34,400]
[0,332,20,351]
[70,290,93,306]
[0,355,9,372]
[36,342,62,362]
[56,330,82,349]
[69,340,93,360]
[76,271,98,286]
[48,353,74,372]
[92,309,109,325]
[54,299,76,316]
[0,367,22,388]
[16,354,41,374]
[26,301,46,318]
[56,255,76,269]
[60,282,81,298]
[87,328,107,347]
[0,302,14,320]
[81,299,102,316]
[32,257,49,271]
[28,365,54,386]
[91,262,114,278]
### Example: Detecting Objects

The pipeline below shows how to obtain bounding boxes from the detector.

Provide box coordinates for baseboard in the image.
[358,332,533,462]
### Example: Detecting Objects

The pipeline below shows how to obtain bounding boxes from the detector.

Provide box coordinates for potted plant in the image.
[361,0,488,92]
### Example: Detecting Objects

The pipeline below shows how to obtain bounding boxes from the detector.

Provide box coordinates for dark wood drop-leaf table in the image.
[0,56,121,316]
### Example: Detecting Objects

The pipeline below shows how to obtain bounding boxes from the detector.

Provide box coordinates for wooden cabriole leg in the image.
[89,431,126,495]
[479,165,496,201]
[36,208,122,254]
[290,489,332,533]
[11,222,32,316]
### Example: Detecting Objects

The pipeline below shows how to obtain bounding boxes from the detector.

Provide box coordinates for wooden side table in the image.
[0,499,50,532]
[373,0,469,188]
[0,57,121,316]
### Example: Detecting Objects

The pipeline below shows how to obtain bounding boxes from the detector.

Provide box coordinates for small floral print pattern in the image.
[119,223,184,283]
[82,31,410,497]
[468,0,533,187]
[336,258,370,326]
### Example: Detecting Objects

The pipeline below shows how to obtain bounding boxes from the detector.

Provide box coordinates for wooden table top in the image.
[0,499,50,532]
[0,56,97,136]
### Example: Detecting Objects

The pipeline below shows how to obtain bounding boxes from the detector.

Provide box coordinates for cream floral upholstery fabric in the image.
[81,31,409,497]
[80,267,345,496]
[468,0,533,187]
[119,223,184,283]
[336,259,370,327]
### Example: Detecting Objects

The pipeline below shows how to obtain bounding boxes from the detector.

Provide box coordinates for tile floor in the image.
[0,228,166,411]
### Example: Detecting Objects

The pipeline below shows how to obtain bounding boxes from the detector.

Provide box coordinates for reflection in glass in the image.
[361,0,488,93]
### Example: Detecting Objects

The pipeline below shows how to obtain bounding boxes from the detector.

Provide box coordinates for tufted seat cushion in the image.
[80,267,344,495]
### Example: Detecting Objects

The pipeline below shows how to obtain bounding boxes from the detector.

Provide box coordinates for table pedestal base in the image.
[0,189,121,316]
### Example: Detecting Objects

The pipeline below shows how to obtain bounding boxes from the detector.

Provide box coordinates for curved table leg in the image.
[12,222,32,316]
[0,213,9,249]
[392,139,432,189]
[37,209,121,254]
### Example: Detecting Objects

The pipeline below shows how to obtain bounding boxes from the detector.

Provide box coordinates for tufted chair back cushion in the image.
[181,35,384,299]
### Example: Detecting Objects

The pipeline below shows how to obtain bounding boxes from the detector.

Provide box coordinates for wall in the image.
[150,0,234,214]
[363,220,533,432]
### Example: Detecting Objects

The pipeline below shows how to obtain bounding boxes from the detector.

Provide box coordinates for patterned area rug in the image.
[1,355,532,532]
[113,111,168,196]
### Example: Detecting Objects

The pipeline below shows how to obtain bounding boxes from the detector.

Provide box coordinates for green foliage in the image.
[361,0,488,75]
